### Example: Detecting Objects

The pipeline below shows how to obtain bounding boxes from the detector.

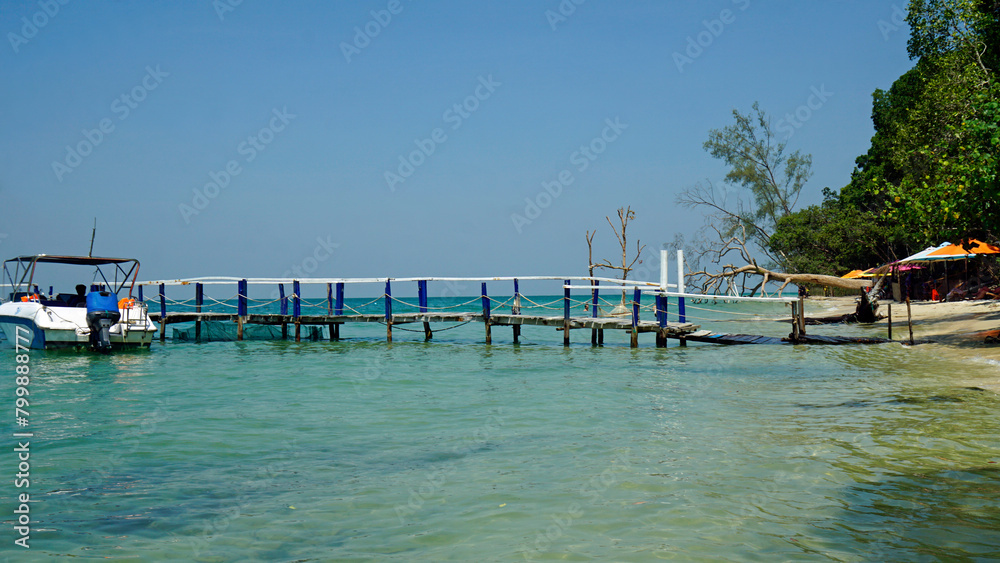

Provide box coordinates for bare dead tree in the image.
[677,180,784,269]
[594,206,646,309]
[586,229,596,279]
[585,229,597,313]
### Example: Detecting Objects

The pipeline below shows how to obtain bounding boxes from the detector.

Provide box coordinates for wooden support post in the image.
[887,303,892,341]
[482,282,492,344]
[195,283,203,342]
[677,250,686,324]
[906,296,914,345]
[789,302,799,342]
[158,283,166,342]
[591,280,599,346]
[677,250,687,346]
[385,280,393,343]
[293,280,301,343]
[563,279,571,346]
[658,250,670,347]
[334,282,344,341]
[655,293,667,348]
[419,280,432,340]
[279,283,288,339]
[512,278,521,344]
[327,283,335,342]
[630,287,640,348]
[797,293,806,337]
[237,279,247,341]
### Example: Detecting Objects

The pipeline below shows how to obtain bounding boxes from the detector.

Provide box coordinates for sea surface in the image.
[2,295,999,561]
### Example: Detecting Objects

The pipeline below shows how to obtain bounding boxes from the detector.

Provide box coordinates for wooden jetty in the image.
[146,310,702,347]
[137,251,893,348]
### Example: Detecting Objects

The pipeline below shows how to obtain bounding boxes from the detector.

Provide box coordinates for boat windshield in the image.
[2,255,140,303]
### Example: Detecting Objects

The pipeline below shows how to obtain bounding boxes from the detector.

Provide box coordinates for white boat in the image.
[0,255,157,352]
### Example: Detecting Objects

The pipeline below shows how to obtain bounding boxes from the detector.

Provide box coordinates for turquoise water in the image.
[2,297,1000,561]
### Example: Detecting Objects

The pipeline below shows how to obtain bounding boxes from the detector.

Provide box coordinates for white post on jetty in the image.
[660,249,669,292]
[676,249,687,346]
[676,249,685,295]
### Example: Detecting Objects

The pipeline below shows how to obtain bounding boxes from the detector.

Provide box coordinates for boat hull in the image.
[0,302,156,350]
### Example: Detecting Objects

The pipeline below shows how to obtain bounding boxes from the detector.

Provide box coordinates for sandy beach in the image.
[806,295,1000,391]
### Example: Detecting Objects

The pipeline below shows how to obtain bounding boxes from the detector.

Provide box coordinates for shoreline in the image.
[806,295,1000,391]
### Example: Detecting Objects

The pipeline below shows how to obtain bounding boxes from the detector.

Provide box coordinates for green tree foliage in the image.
[680,102,811,268]
[703,101,812,232]
[771,0,999,271]
[883,0,997,242]
[770,190,909,275]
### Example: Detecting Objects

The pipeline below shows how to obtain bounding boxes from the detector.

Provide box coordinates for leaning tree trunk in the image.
[853,266,889,324]
[705,265,874,293]
[855,289,879,323]
[695,264,883,324]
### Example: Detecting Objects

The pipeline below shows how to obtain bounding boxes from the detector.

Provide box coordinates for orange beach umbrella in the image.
[924,238,1000,260]
[840,269,867,279]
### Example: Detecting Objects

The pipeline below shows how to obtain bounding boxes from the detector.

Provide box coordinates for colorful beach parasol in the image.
[898,242,951,263]
[841,269,867,279]
[923,238,1000,260]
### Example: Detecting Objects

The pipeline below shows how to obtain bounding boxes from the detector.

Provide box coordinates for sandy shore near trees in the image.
[807,296,1000,344]
[805,295,1000,391]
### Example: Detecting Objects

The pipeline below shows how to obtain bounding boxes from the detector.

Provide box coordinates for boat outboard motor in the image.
[86,290,121,353]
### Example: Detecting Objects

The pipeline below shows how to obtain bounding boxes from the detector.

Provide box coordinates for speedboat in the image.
[0,255,157,352]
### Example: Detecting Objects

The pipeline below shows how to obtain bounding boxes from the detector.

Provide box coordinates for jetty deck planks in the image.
[147,311,889,346]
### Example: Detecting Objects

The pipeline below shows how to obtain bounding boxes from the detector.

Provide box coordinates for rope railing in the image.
[516,296,566,310]
[153,291,779,321]
[387,295,482,311]
[203,295,239,308]
[143,270,796,338]
[246,297,284,309]
[681,302,788,317]
[137,275,670,287]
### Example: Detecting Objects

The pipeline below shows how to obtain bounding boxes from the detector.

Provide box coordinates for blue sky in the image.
[0,0,914,292]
